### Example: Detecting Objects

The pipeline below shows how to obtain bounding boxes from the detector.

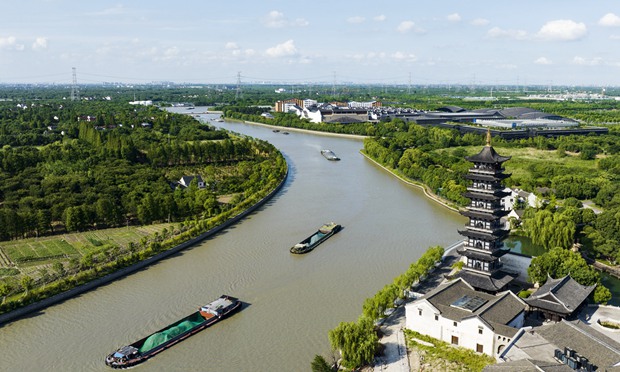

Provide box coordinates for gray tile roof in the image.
[532,320,620,371]
[454,270,517,293]
[526,275,596,316]
[466,145,511,164]
[423,278,525,338]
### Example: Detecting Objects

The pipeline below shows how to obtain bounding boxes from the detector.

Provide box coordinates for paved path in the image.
[578,304,620,343]
[373,245,461,372]
[374,306,410,372]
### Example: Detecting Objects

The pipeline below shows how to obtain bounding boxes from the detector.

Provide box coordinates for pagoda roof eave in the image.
[465,145,511,164]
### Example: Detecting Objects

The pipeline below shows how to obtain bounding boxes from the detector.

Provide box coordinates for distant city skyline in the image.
[2,1,620,86]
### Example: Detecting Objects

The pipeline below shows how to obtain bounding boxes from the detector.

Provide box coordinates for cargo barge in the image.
[290,222,341,254]
[105,295,241,369]
[321,149,340,161]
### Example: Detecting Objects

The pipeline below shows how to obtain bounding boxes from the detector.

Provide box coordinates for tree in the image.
[593,285,612,304]
[0,281,10,304]
[328,317,378,369]
[20,275,34,297]
[310,355,334,372]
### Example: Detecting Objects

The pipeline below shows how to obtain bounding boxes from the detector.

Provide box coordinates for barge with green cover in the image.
[105,295,241,369]
[290,222,341,254]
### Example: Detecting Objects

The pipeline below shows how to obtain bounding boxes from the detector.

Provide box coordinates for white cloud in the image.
[447,13,461,22]
[0,36,24,50]
[573,56,602,66]
[397,21,415,33]
[225,42,238,50]
[374,15,386,22]
[90,5,126,16]
[263,10,308,28]
[264,10,286,28]
[32,37,48,51]
[536,20,587,41]
[610,34,620,40]
[293,18,309,27]
[471,18,490,26]
[348,16,365,24]
[534,57,553,65]
[487,27,528,40]
[599,13,620,27]
[265,40,298,57]
[391,51,417,62]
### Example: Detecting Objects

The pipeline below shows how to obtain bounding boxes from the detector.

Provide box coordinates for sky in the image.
[2,1,620,86]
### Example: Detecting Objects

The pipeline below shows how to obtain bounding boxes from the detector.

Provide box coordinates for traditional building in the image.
[405,277,526,357]
[455,131,518,293]
[525,274,596,322]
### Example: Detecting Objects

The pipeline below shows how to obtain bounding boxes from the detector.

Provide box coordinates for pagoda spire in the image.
[486,128,491,147]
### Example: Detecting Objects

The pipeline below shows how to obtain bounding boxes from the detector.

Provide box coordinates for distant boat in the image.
[290,222,341,254]
[282,132,289,135]
[104,295,241,369]
[321,149,340,161]
[214,118,224,122]
[273,129,280,133]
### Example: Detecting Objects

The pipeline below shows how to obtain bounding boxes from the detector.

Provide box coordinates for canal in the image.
[0,109,465,371]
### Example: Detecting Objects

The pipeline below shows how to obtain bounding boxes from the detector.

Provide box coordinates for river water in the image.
[0,107,528,371]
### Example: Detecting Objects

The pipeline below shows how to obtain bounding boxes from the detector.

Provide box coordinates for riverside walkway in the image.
[373,243,462,372]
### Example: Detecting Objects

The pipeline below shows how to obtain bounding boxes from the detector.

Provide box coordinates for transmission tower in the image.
[235,71,242,100]
[408,72,412,94]
[70,67,79,101]
[332,71,336,97]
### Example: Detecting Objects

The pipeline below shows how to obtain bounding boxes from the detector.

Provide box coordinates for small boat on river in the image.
[290,222,341,254]
[104,295,241,369]
[321,149,340,161]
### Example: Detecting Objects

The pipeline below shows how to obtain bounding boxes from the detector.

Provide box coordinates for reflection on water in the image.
[504,236,546,257]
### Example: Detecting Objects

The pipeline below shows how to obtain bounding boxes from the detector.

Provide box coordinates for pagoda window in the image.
[475,241,483,249]
[483,262,489,271]
[475,261,482,270]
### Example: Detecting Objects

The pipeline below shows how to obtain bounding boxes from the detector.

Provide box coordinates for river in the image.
[0,109,465,371]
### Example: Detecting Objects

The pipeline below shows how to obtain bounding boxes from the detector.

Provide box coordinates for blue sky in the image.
[2,1,620,86]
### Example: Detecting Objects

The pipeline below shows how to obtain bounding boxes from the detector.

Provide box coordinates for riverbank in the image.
[235,119,368,140]
[360,151,463,214]
[0,168,288,326]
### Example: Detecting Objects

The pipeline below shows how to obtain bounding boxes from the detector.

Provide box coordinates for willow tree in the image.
[328,317,378,369]
[523,209,575,250]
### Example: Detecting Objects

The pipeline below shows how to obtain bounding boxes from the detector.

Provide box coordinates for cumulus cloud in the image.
[487,27,528,40]
[471,18,490,26]
[447,13,461,22]
[0,36,24,50]
[599,13,620,27]
[265,40,298,57]
[32,37,47,50]
[263,10,308,28]
[534,57,553,65]
[347,16,365,24]
[573,56,602,66]
[391,51,417,62]
[374,14,386,22]
[536,20,587,41]
[225,42,239,50]
[397,21,415,33]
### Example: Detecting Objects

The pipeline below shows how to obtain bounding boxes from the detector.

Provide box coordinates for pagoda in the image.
[455,130,517,293]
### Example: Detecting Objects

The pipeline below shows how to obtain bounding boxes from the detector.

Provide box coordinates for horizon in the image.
[3,1,620,86]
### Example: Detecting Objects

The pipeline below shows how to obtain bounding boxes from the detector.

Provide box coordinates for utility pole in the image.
[332,71,337,97]
[71,67,79,101]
